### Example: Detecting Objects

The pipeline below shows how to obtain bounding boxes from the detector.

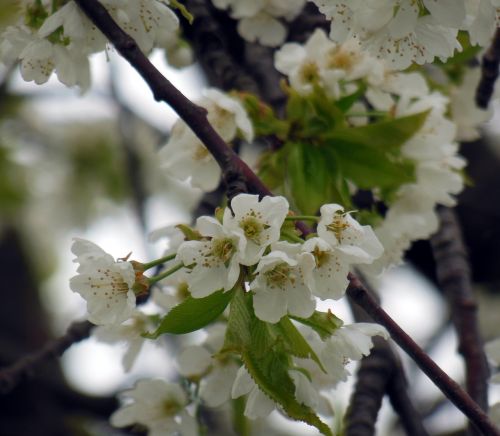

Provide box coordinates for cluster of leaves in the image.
[241,88,429,222]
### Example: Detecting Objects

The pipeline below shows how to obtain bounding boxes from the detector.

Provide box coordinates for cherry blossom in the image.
[69,238,136,325]
[223,193,289,265]
[250,241,316,323]
[111,379,198,436]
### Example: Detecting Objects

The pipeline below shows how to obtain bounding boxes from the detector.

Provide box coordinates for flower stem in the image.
[142,253,177,271]
[281,230,304,244]
[285,215,319,222]
[148,263,184,285]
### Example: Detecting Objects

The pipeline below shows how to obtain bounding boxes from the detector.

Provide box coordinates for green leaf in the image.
[242,345,332,436]
[274,318,326,372]
[325,110,430,152]
[324,141,416,190]
[288,142,334,215]
[257,148,287,190]
[169,0,194,24]
[222,287,253,352]
[142,289,234,338]
[291,311,343,341]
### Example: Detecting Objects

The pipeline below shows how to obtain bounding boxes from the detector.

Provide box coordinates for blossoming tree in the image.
[1,1,500,435]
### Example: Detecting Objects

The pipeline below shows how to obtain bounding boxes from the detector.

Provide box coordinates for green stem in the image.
[281,230,304,244]
[285,215,319,222]
[142,253,177,271]
[347,111,388,117]
[148,263,184,285]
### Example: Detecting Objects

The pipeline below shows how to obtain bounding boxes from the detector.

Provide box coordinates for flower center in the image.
[326,214,350,243]
[211,237,235,266]
[312,246,330,268]
[240,216,264,243]
[299,61,320,84]
[327,47,357,71]
[193,144,210,161]
[162,399,182,416]
[265,262,295,290]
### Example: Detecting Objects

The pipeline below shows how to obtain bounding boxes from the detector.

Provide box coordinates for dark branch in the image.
[0,321,93,395]
[74,0,271,198]
[346,281,429,436]
[347,273,499,436]
[73,2,500,433]
[476,27,500,108]
[430,207,490,434]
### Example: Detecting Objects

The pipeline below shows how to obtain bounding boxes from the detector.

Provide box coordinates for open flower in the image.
[318,204,383,264]
[159,88,253,191]
[69,238,136,325]
[111,379,197,436]
[231,366,276,419]
[223,194,289,265]
[250,241,316,323]
[176,216,244,297]
[302,237,350,300]
[93,310,153,372]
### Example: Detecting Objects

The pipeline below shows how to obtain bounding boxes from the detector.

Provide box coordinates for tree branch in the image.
[74,0,271,199]
[476,27,500,108]
[72,2,500,433]
[0,321,93,395]
[346,281,429,436]
[430,207,490,434]
[347,273,499,436]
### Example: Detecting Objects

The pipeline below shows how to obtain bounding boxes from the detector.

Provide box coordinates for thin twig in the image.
[72,2,500,433]
[0,321,93,395]
[347,273,499,436]
[430,207,490,435]
[476,27,500,108]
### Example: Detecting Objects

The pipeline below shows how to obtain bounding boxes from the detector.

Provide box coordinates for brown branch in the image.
[72,2,500,433]
[74,0,271,199]
[0,321,93,395]
[430,207,490,434]
[347,273,499,436]
[476,27,500,108]
[346,282,429,436]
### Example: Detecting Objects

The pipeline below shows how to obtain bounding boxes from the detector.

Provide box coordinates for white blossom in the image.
[250,241,316,323]
[159,88,253,191]
[212,0,305,46]
[176,216,244,298]
[69,238,136,325]
[318,204,384,264]
[302,237,350,300]
[93,310,153,371]
[231,366,276,419]
[320,322,389,385]
[111,379,197,436]
[177,324,239,407]
[223,194,289,265]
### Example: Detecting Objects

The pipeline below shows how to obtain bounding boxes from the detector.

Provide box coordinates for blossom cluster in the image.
[0,0,190,90]
[310,0,500,69]
[210,0,306,46]
[159,88,254,191]
[274,29,468,274]
[69,194,388,434]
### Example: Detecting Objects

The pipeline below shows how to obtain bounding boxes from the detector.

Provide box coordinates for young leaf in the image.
[142,289,234,338]
[288,142,334,215]
[324,110,430,152]
[291,311,343,341]
[222,287,253,353]
[242,345,332,436]
[274,317,326,372]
